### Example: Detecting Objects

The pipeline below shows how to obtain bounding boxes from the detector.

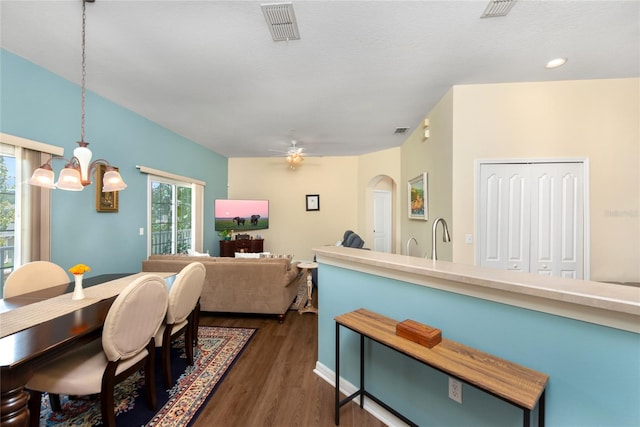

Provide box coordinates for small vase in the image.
[72,274,85,300]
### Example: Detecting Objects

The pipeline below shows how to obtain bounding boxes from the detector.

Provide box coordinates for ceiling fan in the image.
[269,140,305,169]
[285,140,304,169]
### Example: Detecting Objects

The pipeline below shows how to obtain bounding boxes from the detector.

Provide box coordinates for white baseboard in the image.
[313,361,409,427]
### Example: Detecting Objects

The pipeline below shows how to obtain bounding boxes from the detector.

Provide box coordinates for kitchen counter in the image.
[314,246,640,333]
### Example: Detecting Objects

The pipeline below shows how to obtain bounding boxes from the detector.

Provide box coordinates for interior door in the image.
[529,163,583,278]
[478,164,531,272]
[373,190,392,252]
[478,161,585,279]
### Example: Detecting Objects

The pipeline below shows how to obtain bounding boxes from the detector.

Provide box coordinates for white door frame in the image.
[475,157,590,280]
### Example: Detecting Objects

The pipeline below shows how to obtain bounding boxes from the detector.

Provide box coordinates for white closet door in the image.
[478,161,584,279]
[478,164,530,272]
[530,163,583,279]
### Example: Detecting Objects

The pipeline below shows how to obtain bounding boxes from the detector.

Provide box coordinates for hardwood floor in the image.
[194,309,387,427]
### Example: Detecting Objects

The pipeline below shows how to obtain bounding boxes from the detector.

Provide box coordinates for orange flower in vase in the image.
[69,264,91,276]
[69,264,91,300]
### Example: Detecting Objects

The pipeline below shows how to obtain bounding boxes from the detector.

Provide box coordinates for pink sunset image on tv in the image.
[215,199,269,231]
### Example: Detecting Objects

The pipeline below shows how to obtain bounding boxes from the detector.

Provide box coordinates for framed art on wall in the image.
[95,164,119,212]
[306,194,320,211]
[408,172,428,220]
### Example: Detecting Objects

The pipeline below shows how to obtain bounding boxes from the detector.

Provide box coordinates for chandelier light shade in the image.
[73,142,93,185]
[27,163,57,189]
[56,165,84,191]
[28,0,127,193]
[102,167,128,191]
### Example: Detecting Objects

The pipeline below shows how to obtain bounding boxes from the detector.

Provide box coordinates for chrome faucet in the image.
[406,237,418,255]
[431,217,451,260]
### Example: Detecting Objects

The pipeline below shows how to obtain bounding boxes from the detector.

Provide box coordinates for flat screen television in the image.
[215,199,269,231]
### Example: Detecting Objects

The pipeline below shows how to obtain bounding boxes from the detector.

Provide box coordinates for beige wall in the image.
[229,78,639,282]
[358,147,402,253]
[450,78,639,282]
[228,156,359,261]
[401,88,454,259]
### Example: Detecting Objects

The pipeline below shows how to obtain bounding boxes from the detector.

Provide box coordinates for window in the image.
[150,178,192,254]
[0,150,16,292]
[140,165,205,256]
[0,133,64,295]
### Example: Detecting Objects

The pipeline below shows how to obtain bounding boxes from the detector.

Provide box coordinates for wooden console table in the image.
[334,309,548,427]
[219,238,264,257]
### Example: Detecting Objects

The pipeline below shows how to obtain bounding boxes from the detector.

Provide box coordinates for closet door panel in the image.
[479,164,530,272]
[531,172,555,275]
[530,163,583,279]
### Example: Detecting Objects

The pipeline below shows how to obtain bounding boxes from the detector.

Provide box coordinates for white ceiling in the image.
[1,1,638,158]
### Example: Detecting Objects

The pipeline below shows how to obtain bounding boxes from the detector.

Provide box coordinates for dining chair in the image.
[155,261,206,387]
[3,261,69,298]
[26,274,169,427]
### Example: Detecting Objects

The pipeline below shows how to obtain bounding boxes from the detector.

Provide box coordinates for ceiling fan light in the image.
[55,166,84,191]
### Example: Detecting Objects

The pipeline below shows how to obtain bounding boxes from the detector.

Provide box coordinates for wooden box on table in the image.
[395,319,442,348]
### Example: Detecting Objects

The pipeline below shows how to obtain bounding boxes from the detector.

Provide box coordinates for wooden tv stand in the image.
[219,239,264,257]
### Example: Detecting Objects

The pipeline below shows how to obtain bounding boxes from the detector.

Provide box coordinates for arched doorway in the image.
[366,175,396,253]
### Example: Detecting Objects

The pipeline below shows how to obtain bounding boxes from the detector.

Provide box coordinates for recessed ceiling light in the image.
[545,58,567,69]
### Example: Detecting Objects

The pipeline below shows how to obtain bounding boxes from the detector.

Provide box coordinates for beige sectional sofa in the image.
[141,254,304,322]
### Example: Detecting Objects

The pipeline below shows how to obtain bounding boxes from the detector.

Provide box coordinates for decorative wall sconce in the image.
[423,118,430,142]
[28,0,126,193]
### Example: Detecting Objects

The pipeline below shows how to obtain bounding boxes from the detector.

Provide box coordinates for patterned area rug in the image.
[36,326,256,426]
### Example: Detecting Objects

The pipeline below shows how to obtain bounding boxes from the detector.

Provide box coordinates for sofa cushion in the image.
[235,252,261,258]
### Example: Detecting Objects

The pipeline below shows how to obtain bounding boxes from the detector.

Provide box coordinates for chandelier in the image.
[29,0,126,192]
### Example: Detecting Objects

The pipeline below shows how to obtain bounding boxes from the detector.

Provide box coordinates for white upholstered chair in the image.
[26,274,169,427]
[155,261,206,387]
[3,261,69,298]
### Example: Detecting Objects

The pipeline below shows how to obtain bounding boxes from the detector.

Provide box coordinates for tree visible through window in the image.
[151,179,192,254]
[0,155,15,293]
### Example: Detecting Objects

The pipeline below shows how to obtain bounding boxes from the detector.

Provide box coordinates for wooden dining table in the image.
[0,272,176,427]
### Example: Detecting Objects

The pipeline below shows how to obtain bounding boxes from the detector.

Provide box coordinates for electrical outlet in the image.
[448,377,462,404]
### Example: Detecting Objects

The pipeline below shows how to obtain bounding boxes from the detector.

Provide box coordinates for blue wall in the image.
[0,49,228,275]
[318,264,640,426]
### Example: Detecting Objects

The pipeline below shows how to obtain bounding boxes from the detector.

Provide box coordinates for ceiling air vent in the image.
[261,3,300,41]
[481,0,517,18]
[394,127,410,135]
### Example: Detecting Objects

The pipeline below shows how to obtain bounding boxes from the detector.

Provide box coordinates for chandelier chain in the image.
[80,0,87,143]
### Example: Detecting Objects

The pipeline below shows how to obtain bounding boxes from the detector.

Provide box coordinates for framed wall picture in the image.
[306,194,320,211]
[95,164,119,212]
[408,172,428,220]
